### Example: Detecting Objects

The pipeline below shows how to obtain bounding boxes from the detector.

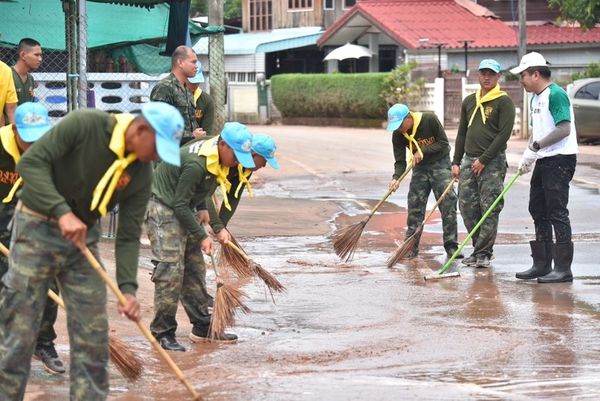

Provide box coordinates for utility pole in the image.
[519,0,528,139]
[209,0,226,134]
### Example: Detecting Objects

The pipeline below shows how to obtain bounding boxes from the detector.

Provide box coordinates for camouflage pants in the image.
[0,204,60,347]
[145,199,211,339]
[406,156,458,253]
[458,154,507,257]
[529,154,576,243]
[0,210,108,401]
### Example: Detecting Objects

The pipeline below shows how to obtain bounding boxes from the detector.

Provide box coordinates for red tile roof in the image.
[528,25,600,45]
[317,0,600,49]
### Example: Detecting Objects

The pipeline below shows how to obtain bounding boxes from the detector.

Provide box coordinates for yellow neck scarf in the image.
[401,112,424,165]
[468,84,507,127]
[234,164,253,199]
[90,114,137,216]
[193,87,202,104]
[0,125,23,204]
[197,137,232,210]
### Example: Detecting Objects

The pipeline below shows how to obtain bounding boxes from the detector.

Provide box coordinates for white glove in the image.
[518,149,539,174]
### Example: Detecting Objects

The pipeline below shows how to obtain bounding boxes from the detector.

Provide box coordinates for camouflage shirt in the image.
[150,72,198,144]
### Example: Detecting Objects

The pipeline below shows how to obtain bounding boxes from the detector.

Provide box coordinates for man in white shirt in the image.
[512,52,578,283]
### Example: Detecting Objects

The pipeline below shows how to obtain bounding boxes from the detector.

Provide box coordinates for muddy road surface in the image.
[24,126,600,400]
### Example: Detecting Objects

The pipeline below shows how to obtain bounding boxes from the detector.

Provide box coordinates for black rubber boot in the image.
[158,334,186,352]
[538,242,574,283]
[516,241,552,279]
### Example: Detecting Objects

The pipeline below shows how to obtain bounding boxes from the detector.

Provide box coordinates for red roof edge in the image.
[316,6,361,47]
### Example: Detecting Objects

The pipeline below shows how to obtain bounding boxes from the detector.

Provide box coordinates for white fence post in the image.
[434,77,444,123]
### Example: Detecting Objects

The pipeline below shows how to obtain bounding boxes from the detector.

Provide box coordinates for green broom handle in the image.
[437,169,522,275]
[368,164,413,219]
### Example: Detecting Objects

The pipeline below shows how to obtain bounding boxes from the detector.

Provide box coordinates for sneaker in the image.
[476,255,491,268]
[158,334,186,352]
[446,249,464,259]
[461,255,477,266]
[189,326,238,344]
[34,343,66,374]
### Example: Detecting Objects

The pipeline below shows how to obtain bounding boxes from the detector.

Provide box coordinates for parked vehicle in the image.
[568,78,600,143]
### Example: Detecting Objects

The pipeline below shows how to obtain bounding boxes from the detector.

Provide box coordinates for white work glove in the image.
[518,149,539,174]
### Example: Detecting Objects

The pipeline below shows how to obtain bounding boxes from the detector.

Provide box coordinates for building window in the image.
[324,0,333,10]
[249,0,272,31]
[343,0,355,9]
[288,0,313,11]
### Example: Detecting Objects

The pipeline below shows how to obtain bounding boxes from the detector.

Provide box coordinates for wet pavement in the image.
[24,126,600,400]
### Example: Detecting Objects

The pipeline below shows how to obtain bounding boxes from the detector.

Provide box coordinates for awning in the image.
[193,27,324,55]
[0,0,182,51]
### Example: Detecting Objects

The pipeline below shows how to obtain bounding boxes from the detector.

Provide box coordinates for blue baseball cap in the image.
[141,102,184,167]
[251,133,279,169]
[478,59,501,73]
[386,103,409,132]
[189,62,204,84]
[220,122,255,169]
[15,102,52,142]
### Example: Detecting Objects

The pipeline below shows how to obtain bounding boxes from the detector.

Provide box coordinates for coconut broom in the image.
[218,235,255,278]
[0,243,143,381]
[208,252,250,339]
[80,247,202,400]
[332,164,413,262]
[387,177,457,267]
[225,240,286,293]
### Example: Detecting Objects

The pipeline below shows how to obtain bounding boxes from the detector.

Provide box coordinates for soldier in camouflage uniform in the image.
[386,103,459,258]
[452,59,515,268]
[146,122,255,352]
[187,65,215,137]
[0,102,64,374]
[207,133,280,237]
[0,102,183,401]
[151,45,204,145]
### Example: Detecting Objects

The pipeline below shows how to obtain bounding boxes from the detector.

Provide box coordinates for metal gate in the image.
[444,74,463,127]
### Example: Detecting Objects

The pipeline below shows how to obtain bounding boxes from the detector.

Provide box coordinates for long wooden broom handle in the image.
[421,177,457,225]
[80,247,202,401]
[0,243,65,307]
[437,170,522,276]
[368,164,413,219]
[225,241,250,262]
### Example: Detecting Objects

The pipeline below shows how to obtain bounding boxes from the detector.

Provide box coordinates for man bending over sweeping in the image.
[145,122,255,352]
[207,133,280,239]
[386,103,460,259]
[0,103,65,375]
[0,102,184,400]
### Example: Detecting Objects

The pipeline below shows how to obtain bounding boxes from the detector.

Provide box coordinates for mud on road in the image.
[24,126,600,400]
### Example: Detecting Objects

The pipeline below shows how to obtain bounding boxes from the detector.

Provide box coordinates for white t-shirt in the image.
[530,82,578,157]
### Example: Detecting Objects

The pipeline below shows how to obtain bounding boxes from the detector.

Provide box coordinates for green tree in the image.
[380,61,425,108]
[190,0,241,21]
[224,0,242,21]
[548,0,600,29]
[572,62,600,80]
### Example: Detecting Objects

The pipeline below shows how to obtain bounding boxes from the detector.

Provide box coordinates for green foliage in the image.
[271,73,389,119]
[548,0,600,29]
[380,61,425,108]
[572,62,600,80]
[190,0,241,20]
[224,0,242,20]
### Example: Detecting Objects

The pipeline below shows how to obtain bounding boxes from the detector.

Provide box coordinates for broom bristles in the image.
[332,220,367,262]
[251,260,286,293]
[108,333,143,381]
[386,232,420,268]
[209,282,250,339]
[219,240,254,278]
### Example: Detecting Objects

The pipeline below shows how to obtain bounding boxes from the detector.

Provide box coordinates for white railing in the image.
[32,72,163,121]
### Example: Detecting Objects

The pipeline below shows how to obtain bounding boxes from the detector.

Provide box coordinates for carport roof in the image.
[193,27,324,55]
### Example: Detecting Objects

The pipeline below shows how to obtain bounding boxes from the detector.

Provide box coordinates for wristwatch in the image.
[532,141,541,151]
